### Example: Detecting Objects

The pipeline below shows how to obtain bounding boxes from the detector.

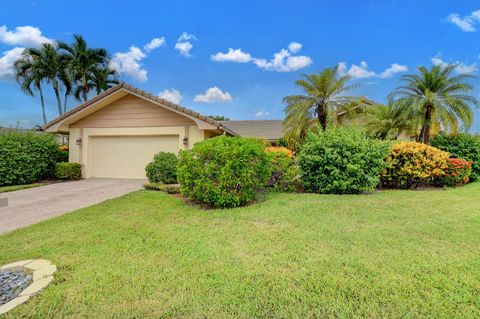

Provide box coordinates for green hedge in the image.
[0,132,61,186]
[298,127,388,194]
[430,133,480,182]
[145,151,178,184]
[55,162,82,180]
[177,136,270,208]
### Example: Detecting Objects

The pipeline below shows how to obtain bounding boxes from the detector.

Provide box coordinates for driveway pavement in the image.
[0,178,144,235]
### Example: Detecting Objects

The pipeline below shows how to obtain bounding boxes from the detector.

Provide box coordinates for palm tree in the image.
[365,102,417,140]
[390,64,478,144]
[90,67,119,95]
[283,66,358,146]
[58,34,109,102]
[15,49,47,124]
[39,43,65,115]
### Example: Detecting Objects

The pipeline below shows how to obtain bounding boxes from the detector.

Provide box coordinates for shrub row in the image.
[0,132,64,186]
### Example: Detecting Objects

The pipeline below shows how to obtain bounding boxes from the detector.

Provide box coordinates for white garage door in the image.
[90,135,179,179]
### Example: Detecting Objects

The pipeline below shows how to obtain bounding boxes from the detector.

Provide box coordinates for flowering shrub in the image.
[265,147,300,192]
[382,142,449,189]
[58,145,69,152]
[433,158,472,187]
[265,146,294,159]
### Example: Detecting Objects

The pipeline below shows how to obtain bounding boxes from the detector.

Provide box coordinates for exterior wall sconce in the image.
[183,137,189,145]
[76,138,82,145]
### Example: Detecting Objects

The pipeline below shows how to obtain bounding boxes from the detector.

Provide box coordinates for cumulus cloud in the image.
[144,37,165,52]
[431,55,478,74]
[255,111,271,117]
[175,32,196,57]
[379,63,409,78]
[210,48,252,63]
[447,10,480,32]
[158,88,183,104]
[110,37,165,82]
[0,47,25,81]
[288,42,302,53]
[0,25,52,47]
[194,86,233,103]
[338,61,408,79]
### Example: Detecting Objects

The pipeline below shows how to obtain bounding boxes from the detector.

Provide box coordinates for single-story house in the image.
[43,82,283,179]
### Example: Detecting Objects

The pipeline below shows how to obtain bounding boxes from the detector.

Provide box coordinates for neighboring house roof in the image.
[220,120,283,141]
[42,82,236,134]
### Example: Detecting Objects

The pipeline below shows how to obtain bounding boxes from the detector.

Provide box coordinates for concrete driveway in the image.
[0,179,144,235]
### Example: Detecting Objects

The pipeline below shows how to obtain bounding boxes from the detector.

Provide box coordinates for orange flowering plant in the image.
[433,158,472,187]
[382,142,449,189]
[265,146,294,158]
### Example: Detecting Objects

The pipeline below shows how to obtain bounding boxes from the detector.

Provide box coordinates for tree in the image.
[390,64,478,144]
[283,66,358,147]
[90,67,119,95]
[15,49,47,124]
[365,102,417,140]
[39,43,65,115]
[207,115,230,121]
[58,34,109,102]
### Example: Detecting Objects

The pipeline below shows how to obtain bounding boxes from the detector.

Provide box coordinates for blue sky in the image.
[1,1,480,132]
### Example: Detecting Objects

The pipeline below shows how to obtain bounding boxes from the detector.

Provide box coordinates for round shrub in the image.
[298,126,388,194]
[431,133,480,182]
[382,142,449,189]
[0,132,60,186]
[433,158,472,187]
[145,151,178,184]
[265,147,300,192]
[55,162,82,180]
[177,136,270,208]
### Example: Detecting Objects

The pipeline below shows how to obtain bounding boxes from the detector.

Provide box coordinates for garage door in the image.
[90,135,179,179]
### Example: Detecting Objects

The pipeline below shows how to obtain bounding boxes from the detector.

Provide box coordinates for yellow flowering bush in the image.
[265,146,294,158]
[382,142,449,189]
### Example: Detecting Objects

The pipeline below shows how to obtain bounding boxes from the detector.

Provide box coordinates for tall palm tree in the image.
[58,34,109,102]
[283,66,358,146]
[390,64,478,144]
[39,43,65,115]
[90,67,119,95]
[15,49,47,124]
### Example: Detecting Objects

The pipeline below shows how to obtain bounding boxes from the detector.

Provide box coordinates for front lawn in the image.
[0,183,43,193]
[1,184,479,318]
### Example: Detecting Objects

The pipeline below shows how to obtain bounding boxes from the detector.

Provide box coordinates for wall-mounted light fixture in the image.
[76,138,82,145]
[183,137,189,145]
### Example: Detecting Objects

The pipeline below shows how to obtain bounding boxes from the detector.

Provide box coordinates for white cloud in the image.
[379,63,409,78]
[158,88,183,104]
[288,42,302,53]
[447,10,480,32]
[211,42,312,72]
[175,32,196,57]
[431,55,477,74]
[210,48,252,63]
[0,25,52,47]
[144,37,165,52]
[110,37,165,82]
[0,47,25,81]
[194,86,233,103]
[338,61,408,79]
[255,111,271,117]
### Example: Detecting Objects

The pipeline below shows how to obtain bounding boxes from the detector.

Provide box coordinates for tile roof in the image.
[220,120,283,141]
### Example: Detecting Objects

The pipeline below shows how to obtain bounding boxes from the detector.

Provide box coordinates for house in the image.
[43,82,283,179]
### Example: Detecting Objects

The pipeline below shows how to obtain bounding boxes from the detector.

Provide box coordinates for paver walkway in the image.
[0,179,144,234]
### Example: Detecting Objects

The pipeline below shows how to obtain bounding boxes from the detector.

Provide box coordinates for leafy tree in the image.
[365,101,417,140]
[390,64,478,144]
[90,67,119,95]
[208,115,230,121]
[283,66,358,147]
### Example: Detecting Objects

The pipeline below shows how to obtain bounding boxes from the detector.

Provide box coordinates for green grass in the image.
[0,183,43,193]
[1,184,480,318]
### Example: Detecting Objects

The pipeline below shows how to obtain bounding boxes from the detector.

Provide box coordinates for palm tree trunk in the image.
[52,80,63,116]
[38,85,47,125]
[420,104,433,144]
[63,91,68,113]
[317,104,328,131]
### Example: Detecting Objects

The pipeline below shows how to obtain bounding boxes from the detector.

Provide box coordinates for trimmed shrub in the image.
[265,147,300,192]
[433,158,472,187]
[177,136,270,208]
[382,142,449,189]
[431,133,480,182]
[145,152,178,184]
[0,132,60,186]
[56,145,69,163]
[55,162,82,180]
[298,127,388,194]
